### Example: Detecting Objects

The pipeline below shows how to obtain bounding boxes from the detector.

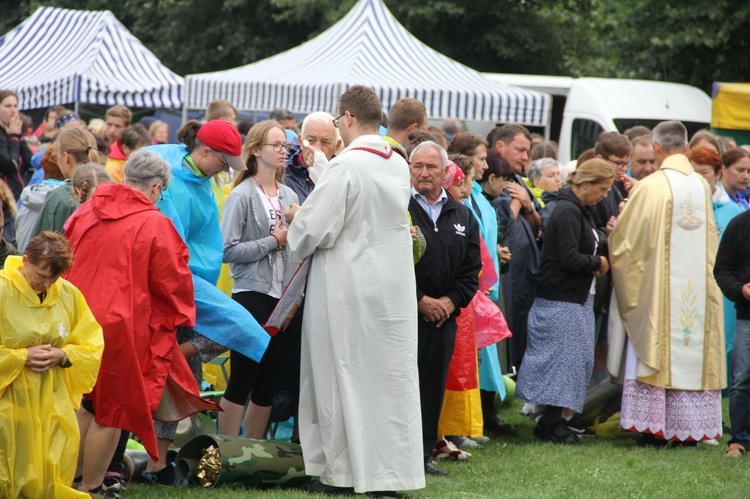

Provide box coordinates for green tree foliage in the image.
[0,0,748,92]
[387,0,565,75]
[538,0,750,92]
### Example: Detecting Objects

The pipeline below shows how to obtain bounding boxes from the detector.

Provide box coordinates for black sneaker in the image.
[140,463,188,487]
[533,420,580,445]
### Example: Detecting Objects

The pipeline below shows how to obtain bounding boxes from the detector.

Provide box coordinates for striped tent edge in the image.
[184,0,550,126]
[0,6,184,109]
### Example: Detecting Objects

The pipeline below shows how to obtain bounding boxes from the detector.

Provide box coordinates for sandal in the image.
[433,438,471,460]
[533,421,580,445]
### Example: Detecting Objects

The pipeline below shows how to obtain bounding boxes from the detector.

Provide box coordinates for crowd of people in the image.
[1,83,749,499]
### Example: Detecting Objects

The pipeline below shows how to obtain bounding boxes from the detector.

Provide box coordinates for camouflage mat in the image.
[175,434,309,488]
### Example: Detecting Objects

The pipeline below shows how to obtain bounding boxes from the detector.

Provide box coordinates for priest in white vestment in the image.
[288,85,425,494]
[608,120,725,444]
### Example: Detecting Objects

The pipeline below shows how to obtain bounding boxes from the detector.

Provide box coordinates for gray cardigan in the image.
[220,177,299,294]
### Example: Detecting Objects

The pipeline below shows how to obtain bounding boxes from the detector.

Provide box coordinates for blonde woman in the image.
[32,128,99,235]
[515,158,614,444]
[218,120,301,438]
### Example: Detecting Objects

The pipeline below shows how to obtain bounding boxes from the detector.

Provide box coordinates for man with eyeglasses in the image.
[289,85,424,497]
[595,131,632,200]
[588,132,631,373]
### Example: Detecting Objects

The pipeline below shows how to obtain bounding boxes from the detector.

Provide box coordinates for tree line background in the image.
[1,0,749,94]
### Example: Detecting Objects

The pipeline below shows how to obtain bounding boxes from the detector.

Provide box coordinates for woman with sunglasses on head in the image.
[219,120,302,438]
[33,127,100,236]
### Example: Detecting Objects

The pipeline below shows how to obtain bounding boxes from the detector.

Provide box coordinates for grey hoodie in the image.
[16,180,63,251]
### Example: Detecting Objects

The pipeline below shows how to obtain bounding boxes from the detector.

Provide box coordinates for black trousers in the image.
[417,317,457,460]
[225,291,302,408]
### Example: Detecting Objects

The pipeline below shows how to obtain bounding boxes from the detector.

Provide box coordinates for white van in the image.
[484,75,712,163]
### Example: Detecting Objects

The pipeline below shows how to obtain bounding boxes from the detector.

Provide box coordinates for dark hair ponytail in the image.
[177,120,202,152]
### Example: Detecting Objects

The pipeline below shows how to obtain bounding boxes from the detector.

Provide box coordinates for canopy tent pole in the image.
[181,77,190,125]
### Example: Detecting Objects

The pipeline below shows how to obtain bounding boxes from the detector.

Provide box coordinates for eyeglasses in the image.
[263,142,292,153]
[207,148,230,168]
[153,183,164,201]
[333,113,355,128]
[606,157,631,169]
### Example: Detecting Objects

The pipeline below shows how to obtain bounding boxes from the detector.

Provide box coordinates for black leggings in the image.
[223,291,302,407]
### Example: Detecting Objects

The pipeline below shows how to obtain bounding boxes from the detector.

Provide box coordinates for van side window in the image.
[571,119,604,159]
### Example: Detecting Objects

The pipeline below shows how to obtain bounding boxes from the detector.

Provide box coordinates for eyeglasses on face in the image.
[263,142,292,153]
[207,148,230,168]
[333,113,355,128]
[606,157,631,169]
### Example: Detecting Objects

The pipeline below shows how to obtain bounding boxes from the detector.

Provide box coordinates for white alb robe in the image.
[288,134,424,493]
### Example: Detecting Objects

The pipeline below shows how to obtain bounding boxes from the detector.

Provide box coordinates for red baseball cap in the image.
[197,120,246,171]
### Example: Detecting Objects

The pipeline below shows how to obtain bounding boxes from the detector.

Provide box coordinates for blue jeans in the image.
[730,319,750,448]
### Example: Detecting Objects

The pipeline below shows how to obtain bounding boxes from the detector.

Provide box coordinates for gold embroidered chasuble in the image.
[608,153,725,391]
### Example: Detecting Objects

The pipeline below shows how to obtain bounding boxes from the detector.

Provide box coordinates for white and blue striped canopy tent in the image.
[0,7,183,109]
[185,0,550,126]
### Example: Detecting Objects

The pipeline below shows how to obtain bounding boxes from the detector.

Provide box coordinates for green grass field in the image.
[125,400,750,498]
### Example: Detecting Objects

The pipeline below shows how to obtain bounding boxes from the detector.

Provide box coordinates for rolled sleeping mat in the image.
[175,434,309,488]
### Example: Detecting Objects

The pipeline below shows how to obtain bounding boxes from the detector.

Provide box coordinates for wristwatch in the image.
[60,353,72,368]
[521,205,536,216]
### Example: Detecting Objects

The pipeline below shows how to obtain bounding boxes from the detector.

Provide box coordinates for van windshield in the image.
[614,119,709,139]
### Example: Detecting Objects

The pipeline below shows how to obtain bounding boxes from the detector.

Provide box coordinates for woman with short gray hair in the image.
[123,149,171,200]
[526,157,561,207]
[63,149,218,493]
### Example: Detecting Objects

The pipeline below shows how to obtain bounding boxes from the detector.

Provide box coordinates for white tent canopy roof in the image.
[0,7,184,109]
[186,0,550,126]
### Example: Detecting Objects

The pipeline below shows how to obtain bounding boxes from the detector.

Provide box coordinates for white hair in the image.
[409,140,448,168]
[559,160,578,185]
[124,149,171,189]
[301,112,340,141]
[527,157,560,183]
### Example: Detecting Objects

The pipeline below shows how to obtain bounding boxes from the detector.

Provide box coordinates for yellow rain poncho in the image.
[0,255,104,498]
